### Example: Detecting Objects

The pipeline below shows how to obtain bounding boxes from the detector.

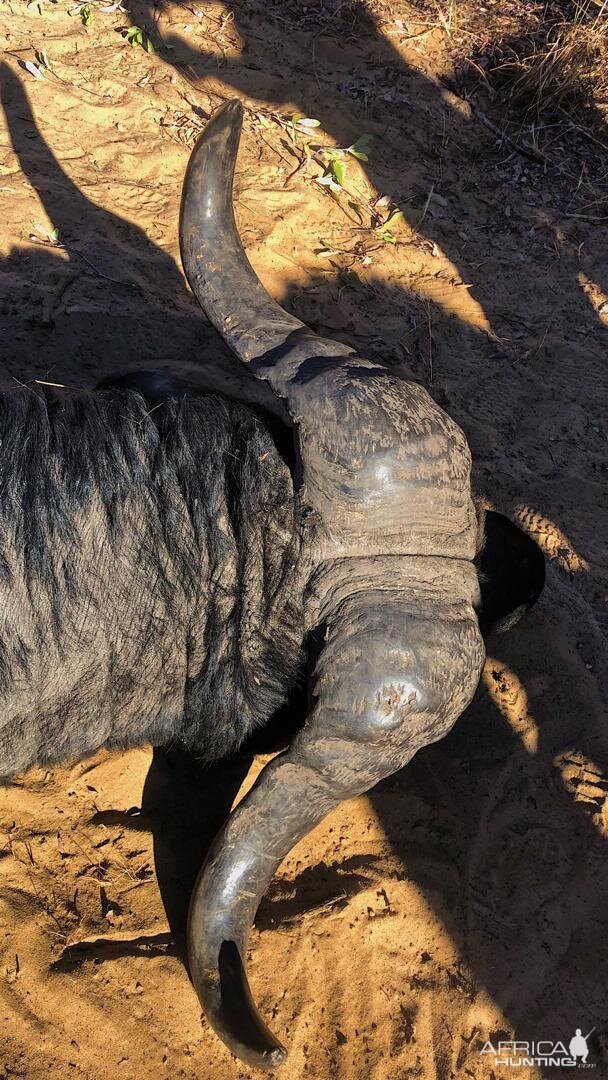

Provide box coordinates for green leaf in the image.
[33,222,59,242]
[374,208,404,243]
[81,4,93,27]
[35,48,52,70]
[376,229,397,244]
[348,133,372,162]
[340,269,360,286]
[122,25,154,50]
[125,26,143,45]
[385,207,404,227]
[330,159,346,187]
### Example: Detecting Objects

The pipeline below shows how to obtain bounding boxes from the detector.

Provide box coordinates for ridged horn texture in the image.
[180,96,490,1073]
[180,95,486,1071]
[179,98,355,402]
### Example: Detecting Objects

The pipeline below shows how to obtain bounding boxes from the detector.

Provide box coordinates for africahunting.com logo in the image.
[480,1028,597,1069]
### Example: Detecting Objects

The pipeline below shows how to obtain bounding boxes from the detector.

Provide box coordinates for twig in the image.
[387,27,436,43]
[557,107,608,153]
[472,104,548,163]
[65,246,136,287]
[530,320,552,359]
[563,212,608,222]
[283,151,310,187]
[441,77,548,163]
[11,376,43,397]
[4,54,108,101]
[465,56,491,85]
[418,182,435,228]
[301,891,348,920]
[48,69,109,102]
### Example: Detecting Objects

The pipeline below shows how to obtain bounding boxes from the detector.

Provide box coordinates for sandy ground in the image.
[0,1,607,1077]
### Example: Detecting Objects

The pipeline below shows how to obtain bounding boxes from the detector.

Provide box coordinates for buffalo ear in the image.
[475,510,545,636]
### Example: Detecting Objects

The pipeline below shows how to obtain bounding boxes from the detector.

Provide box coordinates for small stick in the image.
[441,79,548,164]
[557,108,608,154]
[418,183,435,228]
[472,105,548,163]
[301,890,348,920]
[426,301,434,385]
[66,247,136,287]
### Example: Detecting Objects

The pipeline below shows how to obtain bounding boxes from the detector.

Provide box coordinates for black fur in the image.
[0,384,307,777]
[0,371,543,780]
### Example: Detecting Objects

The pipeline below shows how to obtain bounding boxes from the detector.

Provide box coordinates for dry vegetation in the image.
[485,6,607,124]
[406,0,607,163]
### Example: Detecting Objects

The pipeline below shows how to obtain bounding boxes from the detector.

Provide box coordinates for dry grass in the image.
[485,2,608,125]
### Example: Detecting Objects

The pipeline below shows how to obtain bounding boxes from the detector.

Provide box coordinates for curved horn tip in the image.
[254,1047,287,1072]
[195,939,288,1070]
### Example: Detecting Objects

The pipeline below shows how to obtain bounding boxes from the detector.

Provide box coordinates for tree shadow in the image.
[2,11,608,1070]
[125,0,607,294]
[0,60,284,419]
[122,0,608,614]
